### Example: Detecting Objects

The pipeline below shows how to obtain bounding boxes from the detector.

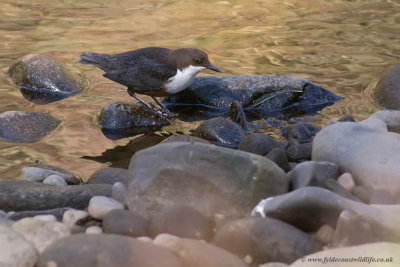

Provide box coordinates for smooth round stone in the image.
[0,111,60,143]
[33,215,58,222]
[288,161,340,189]
[312,224,335,245]
[286,143,312,162]
[111,182,128,204]
[85,226,103,234]
[265,147,291,172]
[149,205,212,240]
[22,164,81,185]
[103,209,148,237]
[43,175,68,186]
[238,133,281,156]
[337,172,355,192]
[62,209,89,228]
[88,196,123,219]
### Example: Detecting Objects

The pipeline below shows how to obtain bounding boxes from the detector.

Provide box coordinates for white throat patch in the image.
[165,65,205,94]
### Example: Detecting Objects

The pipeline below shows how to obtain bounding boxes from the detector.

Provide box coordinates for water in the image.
[0,0,399,180]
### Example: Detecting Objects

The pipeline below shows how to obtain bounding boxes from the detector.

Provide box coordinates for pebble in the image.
[111,182,128,204]
[43,175,68,186]
[88,196,124,219]
[85,226,103,234]
[313,224,335,245]
[33,215,58,222]
[337,172,355,192]
[62,209,89,228]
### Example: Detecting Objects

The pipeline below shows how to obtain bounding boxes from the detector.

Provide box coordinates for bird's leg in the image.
[151,97,177,118]
[127,90,175,119]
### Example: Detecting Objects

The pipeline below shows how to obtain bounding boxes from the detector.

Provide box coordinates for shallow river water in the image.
[0,0,399,180]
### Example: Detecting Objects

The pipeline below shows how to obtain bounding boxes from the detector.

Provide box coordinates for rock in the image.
[126,142,288,219]
[85,226,103,234]
[337,172,355,192]
[286,123,319,144]
[238,133,281,156]
[88,196,123,219]
[291,242,400,267]
[33,215,57,222]
[323,179,361,202]
[0,210,6,218]
[112,182,128,203]
[288,161,340,189]
[43,175,68,186]
[373,64,400,109]
[352,186,371,203]
[213,217,321,264]
[149,205,212,240]
[266,148,291,172]
[229,100,248,131]
[87,167,130,186]
[0,111,60,142]
[22,165,81,184]
[99,101,170,140]
[154,234,248,267]
[103,209,148,237]
[0,222,38,267]
[7,54,85,104]
[369,189,398,205]
[338,114,356,122]
[260,263,289,267]
[286,143,312,162]
[0,180,112,211]
[252,187,400,243]
[37,234,183,267]
[164,75,341,120]
[161,135,210,144]
[12,217,70,253]
[62,209,89,228]
[369,110,400,133]
[312,224,335,245]
[7,208,70,221]
[192,117,244,147]
[312,115,400,196]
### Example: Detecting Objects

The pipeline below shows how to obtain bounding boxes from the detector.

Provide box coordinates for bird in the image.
[79,47,221,117]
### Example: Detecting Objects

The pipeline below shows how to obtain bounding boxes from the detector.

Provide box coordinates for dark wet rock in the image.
[99,101,171,140]
[192,117,244,147]
[7,208,70,221]
[266,148,291,172]
[87,167,129,186]
[8,54,85,104]
[161,134,210,144]
[213,217,321,264]
[338,114,356,122]
[0,180,111,211]
[286,143,312,161]
[373,64,400,109]
[37,234,183,267]
[238,133,281,156]
[288,161,340,189]
[126,142,288,219]
[0,111,60,142]
[22,164,81,185]
[286,123,319,144]
[149,205,212,240]
[154,234,248,267]
[229,100,248,131]
[103,209,148,237]
[164,75,341,120]
[0,223,38,267]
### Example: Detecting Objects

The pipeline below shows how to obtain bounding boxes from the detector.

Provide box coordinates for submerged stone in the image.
[0,111,60,142]
[8,54,85,104]
[163,75,341,120]
[99,101,171,140]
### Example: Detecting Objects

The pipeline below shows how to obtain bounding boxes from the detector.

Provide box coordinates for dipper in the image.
[79,47,221,117]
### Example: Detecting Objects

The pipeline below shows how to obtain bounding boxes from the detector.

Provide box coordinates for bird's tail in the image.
[79,52,112,71]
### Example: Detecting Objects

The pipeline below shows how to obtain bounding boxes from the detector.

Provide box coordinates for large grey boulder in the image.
[126,142,288,219]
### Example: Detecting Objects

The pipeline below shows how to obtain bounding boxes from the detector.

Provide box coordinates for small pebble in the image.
[313,224,335,245]
[88,196,123,219]
[43,174,67,186]
[33,215,57,222]
[337,172,355,192]
[85,226,103,234]
[62,209,89,228]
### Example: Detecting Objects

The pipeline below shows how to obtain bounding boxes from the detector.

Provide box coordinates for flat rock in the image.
[373,64,400,109]
[126,142,288,219]
[87,167,130,186]
[0,180,112,211]
[312,114,400,196]
[154,234,248,267]
[213,217,321,264]
[0,222,38,267]
[37,234,183,267]
[12,217,70,253]
[8,54,85,104]
[103,209,148,237]
[291,242,400,267]
[0,111,60,142]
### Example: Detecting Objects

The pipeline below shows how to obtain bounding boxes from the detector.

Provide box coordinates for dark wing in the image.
[103,58,177,91]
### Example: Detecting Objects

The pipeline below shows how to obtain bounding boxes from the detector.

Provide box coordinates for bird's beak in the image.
[207,64,221,72]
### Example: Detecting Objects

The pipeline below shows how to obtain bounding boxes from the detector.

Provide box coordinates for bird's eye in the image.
[194,58,201,64]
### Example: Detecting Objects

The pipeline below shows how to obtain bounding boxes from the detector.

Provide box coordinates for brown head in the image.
[169,48,221,72]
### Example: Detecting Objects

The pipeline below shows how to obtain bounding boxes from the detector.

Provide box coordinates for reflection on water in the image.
[0,0,398,180]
